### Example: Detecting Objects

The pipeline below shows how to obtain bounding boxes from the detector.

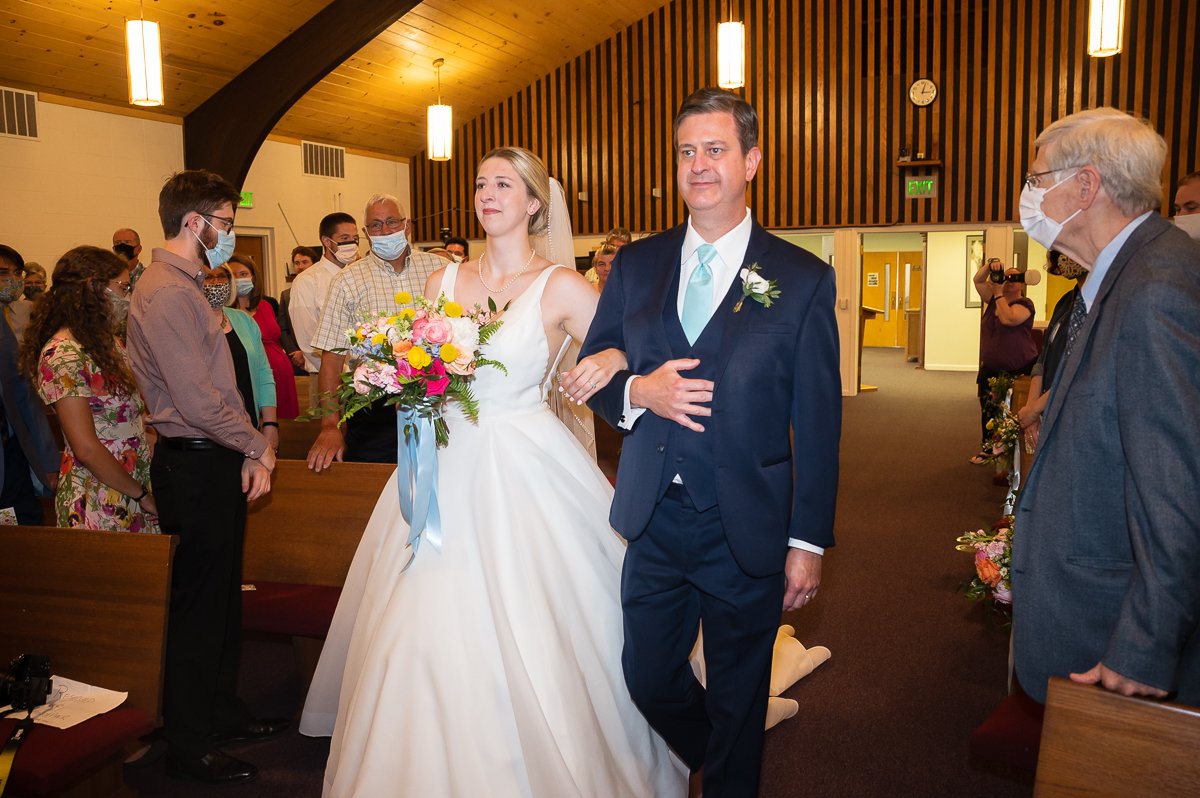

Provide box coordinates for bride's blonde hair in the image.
[478,147,551,236]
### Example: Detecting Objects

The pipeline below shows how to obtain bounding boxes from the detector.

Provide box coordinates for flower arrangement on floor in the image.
[981,373,1018,467]
[956,515,1013,605]
[334,291,505,448]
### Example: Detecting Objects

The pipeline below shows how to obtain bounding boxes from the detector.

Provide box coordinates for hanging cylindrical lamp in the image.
[427,58,453,161]
[125,5,164,107]
[717,20,745,89]
[1087,0,1125,57]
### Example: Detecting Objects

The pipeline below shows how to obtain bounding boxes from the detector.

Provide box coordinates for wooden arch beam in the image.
[183,0,419,188]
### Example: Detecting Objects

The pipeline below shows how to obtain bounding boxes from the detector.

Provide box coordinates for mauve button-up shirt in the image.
[127,247,268,459]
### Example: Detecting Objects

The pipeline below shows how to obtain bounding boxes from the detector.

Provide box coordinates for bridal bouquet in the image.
[956,516,1014,605]
[336,291,504,448]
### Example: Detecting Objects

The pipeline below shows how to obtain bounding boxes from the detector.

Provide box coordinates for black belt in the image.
[160,436,217,451]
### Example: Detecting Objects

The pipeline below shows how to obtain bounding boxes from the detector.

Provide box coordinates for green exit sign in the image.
[905,176,937,199]
[238,190,254,209]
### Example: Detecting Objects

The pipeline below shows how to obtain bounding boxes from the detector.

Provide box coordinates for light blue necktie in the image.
[681,244,718,345]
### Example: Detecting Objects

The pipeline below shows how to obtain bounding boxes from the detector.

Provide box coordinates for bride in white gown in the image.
[300,147,688,797]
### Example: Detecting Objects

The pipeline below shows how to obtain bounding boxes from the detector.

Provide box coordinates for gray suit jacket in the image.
[1012,213,1200,705]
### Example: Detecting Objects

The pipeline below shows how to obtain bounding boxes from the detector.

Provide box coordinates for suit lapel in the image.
[714,222,771,383]
[1037,214,1169,444]
[648,225,687,356]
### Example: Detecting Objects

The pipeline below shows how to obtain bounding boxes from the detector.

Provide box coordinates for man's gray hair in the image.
[363,193,405,220]
[1036,107,1167,216]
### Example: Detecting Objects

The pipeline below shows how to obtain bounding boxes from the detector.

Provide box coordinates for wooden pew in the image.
[240,459,394,690]
[243,459,394,590]
[275,417,317,462]
[0,526,175,798]
[1034,677,1200,796]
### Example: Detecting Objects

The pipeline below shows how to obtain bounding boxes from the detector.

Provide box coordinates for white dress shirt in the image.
[288,257,342,373]
[1079,211,1152,311]
[617,210,821,554]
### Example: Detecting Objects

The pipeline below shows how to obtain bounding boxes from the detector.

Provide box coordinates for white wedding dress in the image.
[300,263,687,797]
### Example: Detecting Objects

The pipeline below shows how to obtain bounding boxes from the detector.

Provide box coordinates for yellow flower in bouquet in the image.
[407,346,432,369]
[395,290,413,305]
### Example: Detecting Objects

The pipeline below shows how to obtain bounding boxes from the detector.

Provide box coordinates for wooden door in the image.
[862,252,900,347]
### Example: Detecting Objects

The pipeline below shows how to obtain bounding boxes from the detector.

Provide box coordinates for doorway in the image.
[861,249,923,349]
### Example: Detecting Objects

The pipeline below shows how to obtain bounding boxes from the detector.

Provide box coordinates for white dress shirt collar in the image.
[678,209,754,315]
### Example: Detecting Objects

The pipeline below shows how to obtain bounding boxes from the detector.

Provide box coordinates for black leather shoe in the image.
[165,750,258,784]
[210,717,291,745]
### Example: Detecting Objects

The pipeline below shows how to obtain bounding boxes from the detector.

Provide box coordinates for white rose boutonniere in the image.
[734,262,781,312]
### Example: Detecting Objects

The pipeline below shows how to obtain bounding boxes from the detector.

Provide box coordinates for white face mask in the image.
[1174,213,1200,241]
[1019,170,1082,250]
[331,242,359,265]
[369,229,408,261]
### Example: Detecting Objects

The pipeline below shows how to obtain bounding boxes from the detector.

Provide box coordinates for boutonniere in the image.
[733,262,781,312]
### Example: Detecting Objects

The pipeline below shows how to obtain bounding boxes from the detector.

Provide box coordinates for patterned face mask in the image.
[204,282,232,309]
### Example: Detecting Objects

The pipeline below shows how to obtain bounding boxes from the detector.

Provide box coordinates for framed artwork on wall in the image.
[965,234,984,308]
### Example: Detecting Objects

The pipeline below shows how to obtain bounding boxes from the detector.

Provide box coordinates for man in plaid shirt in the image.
[306,194,444,471]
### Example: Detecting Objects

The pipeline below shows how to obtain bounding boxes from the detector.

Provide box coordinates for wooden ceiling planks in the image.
[1,0,670,158]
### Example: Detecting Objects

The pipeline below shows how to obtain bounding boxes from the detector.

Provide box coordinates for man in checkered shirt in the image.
[306,194,444,471]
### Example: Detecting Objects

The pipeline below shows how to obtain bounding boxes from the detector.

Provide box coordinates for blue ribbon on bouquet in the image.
[396,407,442,568]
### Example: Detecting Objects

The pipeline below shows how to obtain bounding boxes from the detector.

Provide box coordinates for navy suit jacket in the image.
[1013,214,1200,705]
[581,221,841,577]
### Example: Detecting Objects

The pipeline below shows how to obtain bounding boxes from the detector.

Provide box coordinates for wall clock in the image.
[909,78,937,106]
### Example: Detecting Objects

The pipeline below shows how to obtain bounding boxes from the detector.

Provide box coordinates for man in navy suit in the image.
[1012,108,1200,706]
[578,88,841,796]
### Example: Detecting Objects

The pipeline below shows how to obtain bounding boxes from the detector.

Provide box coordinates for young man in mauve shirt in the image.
[127,169,282,785]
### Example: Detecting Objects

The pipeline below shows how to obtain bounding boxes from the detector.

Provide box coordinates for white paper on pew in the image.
[0,675,128,729]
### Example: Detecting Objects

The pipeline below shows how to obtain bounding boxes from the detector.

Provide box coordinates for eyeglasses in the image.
[202,213,236,232]
[1023,165,1082,190]
[365,217,406,235]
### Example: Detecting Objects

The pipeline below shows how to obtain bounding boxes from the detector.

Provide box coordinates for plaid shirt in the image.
[311,249,444,354]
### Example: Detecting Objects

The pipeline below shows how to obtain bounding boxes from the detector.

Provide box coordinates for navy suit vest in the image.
[657,270,742,511]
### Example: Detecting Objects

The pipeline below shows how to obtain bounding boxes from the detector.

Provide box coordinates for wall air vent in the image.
[0,87,38,140]
[302,140,345,179]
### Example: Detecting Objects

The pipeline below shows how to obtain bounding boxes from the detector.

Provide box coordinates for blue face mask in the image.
[369,228,409,261]
[192,214,236,268]
[235,277,254,296]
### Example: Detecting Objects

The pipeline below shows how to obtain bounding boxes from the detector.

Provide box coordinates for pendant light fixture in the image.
[125,0,164,107]
[427,58,453,161]
[1087,0,1125,57]
[717,1,745,90]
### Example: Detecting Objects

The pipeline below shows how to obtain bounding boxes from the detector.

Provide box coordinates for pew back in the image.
[1034,677,1200,796]
[242,459,394,587]
[0,526,175,720]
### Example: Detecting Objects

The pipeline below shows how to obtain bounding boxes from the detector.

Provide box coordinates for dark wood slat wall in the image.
[414,0,1200,241]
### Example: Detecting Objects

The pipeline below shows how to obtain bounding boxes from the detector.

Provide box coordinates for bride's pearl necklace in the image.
[478,250,535,294]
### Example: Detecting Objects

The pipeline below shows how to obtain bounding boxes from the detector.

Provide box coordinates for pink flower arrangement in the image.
[956,516,1013,605]
[317,291,504,447]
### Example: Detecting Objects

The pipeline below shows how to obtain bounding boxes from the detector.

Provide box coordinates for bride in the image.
[300,146,688,797]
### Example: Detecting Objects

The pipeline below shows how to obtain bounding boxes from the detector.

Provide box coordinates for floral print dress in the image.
[35,337,158,533]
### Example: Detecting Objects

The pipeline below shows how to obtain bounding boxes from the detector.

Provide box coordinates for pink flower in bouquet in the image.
[421,317,453,345]
[362,362,399,393]
[424,359,450,396]
[352,363,374,395]
[395,358,415,379]
[411,317,429,341]
[992,584,1012,604]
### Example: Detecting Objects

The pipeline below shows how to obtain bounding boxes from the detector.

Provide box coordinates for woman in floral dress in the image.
[19,245,158,532]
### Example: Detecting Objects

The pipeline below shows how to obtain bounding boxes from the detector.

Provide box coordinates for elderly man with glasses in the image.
[1011,108,1200,709]
[306,194,444,471]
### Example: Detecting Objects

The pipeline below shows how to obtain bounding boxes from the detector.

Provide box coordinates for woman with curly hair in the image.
[19,245,158,532]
